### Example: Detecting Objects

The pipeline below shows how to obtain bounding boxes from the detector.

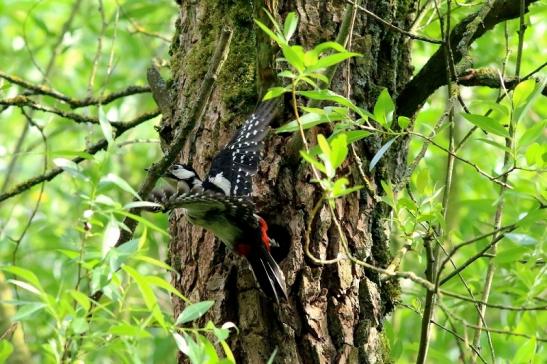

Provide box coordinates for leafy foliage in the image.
[0,1,545,364]
[259,6,546,364]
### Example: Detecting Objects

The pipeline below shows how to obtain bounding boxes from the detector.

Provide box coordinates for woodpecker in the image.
[160,101,288,303]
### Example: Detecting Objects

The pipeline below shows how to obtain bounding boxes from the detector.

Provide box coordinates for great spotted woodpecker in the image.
[160,101,288,303]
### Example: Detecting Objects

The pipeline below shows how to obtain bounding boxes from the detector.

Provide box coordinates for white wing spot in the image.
[171,166,195,180]
[208,172,231,195]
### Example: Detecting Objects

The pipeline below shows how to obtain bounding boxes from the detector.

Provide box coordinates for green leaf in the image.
[514,77,547,123]
[69,290,91,312]
[110,323,152,338]
[494,246,528,264]
[312,41,347,54]
[8,280,41,295]
[297,90,355,109]
[281,44,306,71]
[70,317,89,334]
[98,106,114,146]
[113,210,168,236]
[102,216,120,258]
[513,337,536,363]
[369,137,397,171]
[267,348,278,364]
[283,12,298,40]
[525,143,541,166]
[317,134,331,158]
[397,116,410,129]
[470,100,509,116]
[263,86,287,100]
[276,108,348,133]
[176,301,215,325]
[513,79,536,108]
[254,19,285,46]
[53,158,88,180]
[145,275,188,301]
[277,70,295,79]
[122,265,165,326]
[100,173,141,200]
[51,150,94,159]
[344,130,371,143]
[220,340,236,363]
[56,249,80,260]
[300,150,327,174]
[518,120,546,150]
[329,133,348,169]
[505,233,537,246]
[0,340,13,363]
[133,255,175,272]
[12,303,46,321]
[2,266,43,291]
[306,52,361,72]
[373,88,395,128]
[461,113,509,137]
[197,334,219,362]
[415,168,429,194]
[476,138,512,153]
[263,9,283,35]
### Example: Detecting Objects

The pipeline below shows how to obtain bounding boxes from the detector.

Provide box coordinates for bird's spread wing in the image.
[166,192,258,227]
[204,100,277,196]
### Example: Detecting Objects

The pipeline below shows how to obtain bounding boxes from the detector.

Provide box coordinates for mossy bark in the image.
[166,1,414,363]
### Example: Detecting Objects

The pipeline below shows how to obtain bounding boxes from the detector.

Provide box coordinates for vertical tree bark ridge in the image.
[167,1,413,362]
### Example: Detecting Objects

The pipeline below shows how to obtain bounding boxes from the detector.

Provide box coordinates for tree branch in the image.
[458,67,547,95]
[0,70,150,108]
[396,0,539,117]
[0,110,160,204]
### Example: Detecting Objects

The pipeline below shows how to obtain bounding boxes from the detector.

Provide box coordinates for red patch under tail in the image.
[258,217,270,251]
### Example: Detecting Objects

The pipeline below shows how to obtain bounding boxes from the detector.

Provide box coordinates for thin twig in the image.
[431,321,487,364]
[437,224,516,279]
[441,290,547,311]
[346,0,443,44]
[0,110,160,204]
[0,71,151,108]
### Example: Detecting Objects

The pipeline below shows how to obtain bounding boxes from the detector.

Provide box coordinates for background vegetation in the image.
[0,0,545,363]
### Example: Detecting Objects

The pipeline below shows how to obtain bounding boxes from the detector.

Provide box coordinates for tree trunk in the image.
[166,1,414,362]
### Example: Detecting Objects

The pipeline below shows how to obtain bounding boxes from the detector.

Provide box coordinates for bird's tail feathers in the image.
[246,244,288,303]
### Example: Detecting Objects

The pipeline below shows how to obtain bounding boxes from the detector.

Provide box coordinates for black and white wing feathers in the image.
[165,192,258,228]
[203,100,277,196]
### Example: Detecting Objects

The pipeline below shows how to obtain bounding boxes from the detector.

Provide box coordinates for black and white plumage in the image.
[202,100,277,196]
[158,101,288,303]
[163,164,203,194]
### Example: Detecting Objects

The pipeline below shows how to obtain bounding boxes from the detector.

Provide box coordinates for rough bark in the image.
[166,1,414,363]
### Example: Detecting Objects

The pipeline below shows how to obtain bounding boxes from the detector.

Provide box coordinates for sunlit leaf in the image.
[329,133,348,169]
[12,303,46,321]
[100,173,141,200]
[99,106,114,146]
[373,88,395,128]
[69,290,91,312]
[300,150,327,174]
[461,113,509,137]
[263,86,287,100]
[102,216,121,258]
[176,301,215,325]
[2,266,43,291]
[512,79,536,108]
[110,324,152,338]
[306,52,361,72]
[283,12,298,40]
[0,340,14,363]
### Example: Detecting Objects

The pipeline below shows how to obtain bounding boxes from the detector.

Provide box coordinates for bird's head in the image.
[163,164,203,193]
